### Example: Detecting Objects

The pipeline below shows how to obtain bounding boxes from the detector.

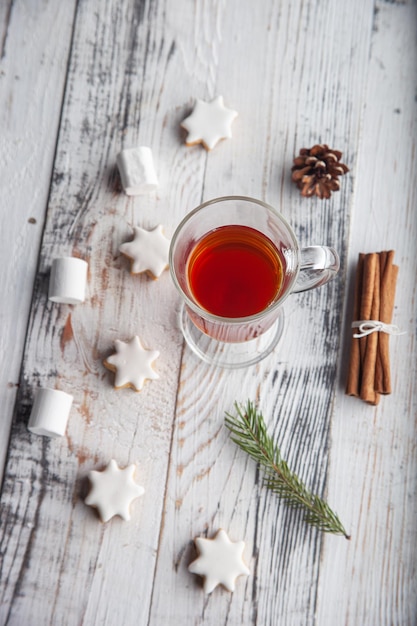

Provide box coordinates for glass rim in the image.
[169,195,300,324]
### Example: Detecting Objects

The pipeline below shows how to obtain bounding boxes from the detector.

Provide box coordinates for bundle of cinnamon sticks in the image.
[346,251,399,405]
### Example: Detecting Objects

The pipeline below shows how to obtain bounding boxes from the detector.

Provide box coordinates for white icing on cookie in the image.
[188,529,250,593]
[85,459,145,522]
[181,96,238,150]
[119,225,170,278]
[104,336,159,391]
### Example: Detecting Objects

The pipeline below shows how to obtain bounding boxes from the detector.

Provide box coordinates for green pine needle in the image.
[225,400,350,539]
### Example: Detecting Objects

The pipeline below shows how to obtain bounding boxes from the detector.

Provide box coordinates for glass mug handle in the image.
[292,246,340,293]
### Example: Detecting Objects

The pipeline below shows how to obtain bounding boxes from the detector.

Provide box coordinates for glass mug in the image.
[169,196,339,368]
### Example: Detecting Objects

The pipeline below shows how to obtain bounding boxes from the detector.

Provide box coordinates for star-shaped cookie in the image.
[181,96,238,150]
[119,225,170,279]
[188,529,250,593]
[85,459,145,522]
[103,336,159,391]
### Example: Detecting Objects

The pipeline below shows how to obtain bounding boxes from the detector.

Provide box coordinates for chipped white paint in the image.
[0,0,77,481]
[0,1,416,625]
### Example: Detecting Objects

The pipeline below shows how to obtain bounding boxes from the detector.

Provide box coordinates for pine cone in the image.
[291,144,349,199]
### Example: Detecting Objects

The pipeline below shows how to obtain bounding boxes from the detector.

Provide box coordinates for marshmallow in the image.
[116,146,158,195]
[28,388,73,438]
[48,257,88,304]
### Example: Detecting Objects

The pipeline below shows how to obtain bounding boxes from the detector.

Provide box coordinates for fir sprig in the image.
[225,400,350,539]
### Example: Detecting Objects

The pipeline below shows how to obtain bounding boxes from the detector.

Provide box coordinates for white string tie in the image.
[352,320,407,339]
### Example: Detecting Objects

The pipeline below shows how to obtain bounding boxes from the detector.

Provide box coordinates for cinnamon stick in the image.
[360,254,380,405]
[375,251,398,394]
[346,254,364,397]
[374,251,388,392]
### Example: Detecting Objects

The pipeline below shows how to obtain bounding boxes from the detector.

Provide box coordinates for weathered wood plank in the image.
[0,0,76,482]
[149,1,377,624]
[1,0,416,624]
[1,0,188,624]
[317,1,417,624]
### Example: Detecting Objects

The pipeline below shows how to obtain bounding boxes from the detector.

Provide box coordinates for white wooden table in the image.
[1,1,416,624]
